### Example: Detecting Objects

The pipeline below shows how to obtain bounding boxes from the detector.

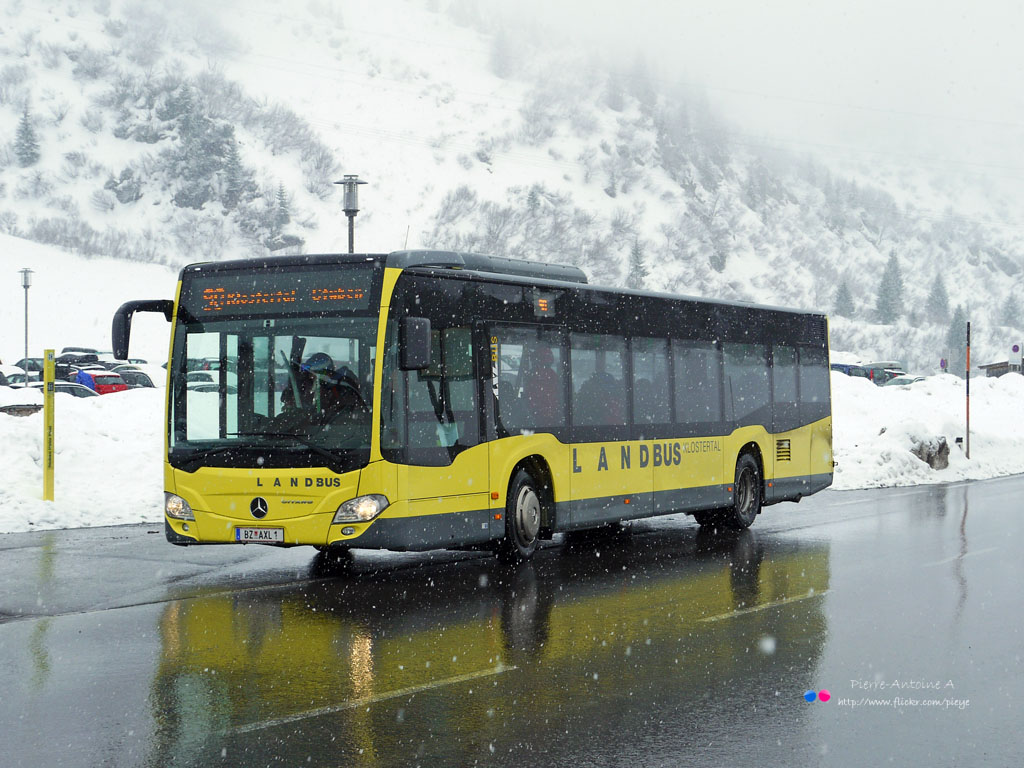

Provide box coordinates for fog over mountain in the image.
[1,0,1023,374]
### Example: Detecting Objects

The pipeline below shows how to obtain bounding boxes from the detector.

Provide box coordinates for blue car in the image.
[830,363,869,378]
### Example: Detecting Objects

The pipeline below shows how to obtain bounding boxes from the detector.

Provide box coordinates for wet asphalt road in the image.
[0,477,1021,768]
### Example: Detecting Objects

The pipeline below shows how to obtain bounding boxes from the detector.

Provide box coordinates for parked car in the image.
[830,363,870,378]
[188,382,238,394]
[60,346,99,355]
[118,370,156,389]
[113,363,166,387]
[14,358,44,380]
[19,381,99,398]
[73,369,128,394]
[186,370,237,387]
[884,375,925,387]
[1,363,27,387]
[861,361,907,385]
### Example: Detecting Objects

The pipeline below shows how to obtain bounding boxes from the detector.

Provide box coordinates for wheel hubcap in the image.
[515,487,541,544]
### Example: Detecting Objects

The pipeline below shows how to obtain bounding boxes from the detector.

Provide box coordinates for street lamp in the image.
[19,268,32,362]
[334,174,367,254]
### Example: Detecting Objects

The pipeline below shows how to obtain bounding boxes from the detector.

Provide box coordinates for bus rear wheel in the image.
[720,453,762,530]
[499,469,542,562]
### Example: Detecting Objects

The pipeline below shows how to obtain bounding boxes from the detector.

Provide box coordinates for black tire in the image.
[499,469,542,562]
[720,453,762,530]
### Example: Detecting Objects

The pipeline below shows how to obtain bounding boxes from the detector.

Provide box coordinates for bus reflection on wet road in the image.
[5,477,1023,767]
[145,527,829,767]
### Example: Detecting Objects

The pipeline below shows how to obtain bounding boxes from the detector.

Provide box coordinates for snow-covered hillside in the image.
[0,0,1021,372]
[0,234,175,363]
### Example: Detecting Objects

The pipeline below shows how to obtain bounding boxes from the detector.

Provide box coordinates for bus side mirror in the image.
[112,300,174,360]
[400,317,432,370]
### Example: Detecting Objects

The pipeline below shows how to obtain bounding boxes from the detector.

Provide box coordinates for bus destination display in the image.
[180,266,374,317]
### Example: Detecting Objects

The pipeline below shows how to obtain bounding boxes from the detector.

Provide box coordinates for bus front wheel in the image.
[499,469,541,562]
[720,453,762,530]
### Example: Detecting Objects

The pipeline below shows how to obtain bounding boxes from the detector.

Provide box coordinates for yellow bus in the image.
[113,250,832,560]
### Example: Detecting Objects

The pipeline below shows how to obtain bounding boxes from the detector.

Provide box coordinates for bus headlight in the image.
[333,495,388,524]
[165,493,194,521]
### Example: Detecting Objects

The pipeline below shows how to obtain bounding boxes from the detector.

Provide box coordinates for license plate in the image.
[235,527,285,543]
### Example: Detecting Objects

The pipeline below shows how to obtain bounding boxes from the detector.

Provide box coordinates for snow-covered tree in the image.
[874,250,904,324]
[945,304,969,377]
[925,275,950,324]
[14,106,40,167]
[626,238,647,289]
[605,70,625,112]
[222,139,257,212]
[490,25,513,78]
[1000,293,1019,328]
[274,183,291,234]
[834,279,855,318]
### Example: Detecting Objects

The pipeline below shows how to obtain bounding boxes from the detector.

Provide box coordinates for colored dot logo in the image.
[804,689,831,702]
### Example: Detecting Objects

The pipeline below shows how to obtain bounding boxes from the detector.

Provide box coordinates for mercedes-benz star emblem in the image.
[250,497,269,519]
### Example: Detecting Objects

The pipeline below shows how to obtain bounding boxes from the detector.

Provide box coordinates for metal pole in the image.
[335,175,366,254]
[19,267,32,362]
[966,321,971,460]
[24,283,29,362]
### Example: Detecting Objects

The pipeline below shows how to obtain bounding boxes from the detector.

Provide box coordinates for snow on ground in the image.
[1,369,1021,534]
[0,386,163,532]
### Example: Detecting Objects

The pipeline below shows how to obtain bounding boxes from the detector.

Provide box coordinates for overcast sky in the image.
[507,0,1024,183]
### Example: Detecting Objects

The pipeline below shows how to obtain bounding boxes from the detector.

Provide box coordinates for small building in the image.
[978,360,1023,378]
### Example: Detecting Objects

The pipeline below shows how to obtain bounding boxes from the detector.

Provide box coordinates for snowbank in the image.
[0,387,164,532]
[1,371,1021,533]
[830,371,1024,489]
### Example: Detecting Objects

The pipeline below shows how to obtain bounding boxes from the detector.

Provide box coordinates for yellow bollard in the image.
[43,349,54,501]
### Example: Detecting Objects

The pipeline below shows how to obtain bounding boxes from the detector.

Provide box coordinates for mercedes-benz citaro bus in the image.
[113,250,833,561]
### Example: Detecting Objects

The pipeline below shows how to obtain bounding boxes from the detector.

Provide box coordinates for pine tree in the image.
[874,249,904,324]
[274,183,291,234]
[15,106,40,167]
[222,139,256,212]
[626,239,648,289]
[605,70,625,112]
[629,55,657,115]
[834,279,855,318]
[925,275,950,324]
[490,25,513,78]
[1000,293,1019,327]
[945,304,968,377]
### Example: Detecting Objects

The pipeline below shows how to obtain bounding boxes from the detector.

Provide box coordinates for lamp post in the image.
[334,175,367,254]
[19,268,32,362]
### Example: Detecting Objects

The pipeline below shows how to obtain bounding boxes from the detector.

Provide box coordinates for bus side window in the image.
[631,337,671,427]
[799,346,830,423]
[571,333,627,427]
[673,340,722,424]
[723,342,770,425]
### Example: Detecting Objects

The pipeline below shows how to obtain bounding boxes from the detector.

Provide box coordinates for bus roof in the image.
[179,250,587,285]
[179,250,824,320]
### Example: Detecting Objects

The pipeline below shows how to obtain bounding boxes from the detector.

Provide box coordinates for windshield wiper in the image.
[227,431,348,470]
[170,445,243,472]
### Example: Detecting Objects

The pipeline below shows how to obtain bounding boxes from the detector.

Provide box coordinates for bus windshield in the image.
[169,314,378,473]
